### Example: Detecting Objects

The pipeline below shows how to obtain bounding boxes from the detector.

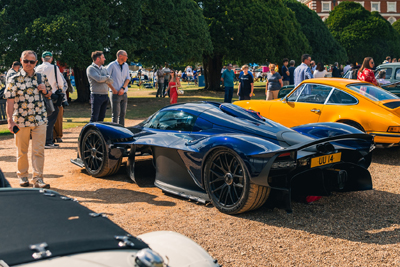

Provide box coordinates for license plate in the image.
[310,152,341,168]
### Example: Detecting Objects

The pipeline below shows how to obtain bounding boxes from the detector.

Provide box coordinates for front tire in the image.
[81,129,121,177]
[204,148,270,214]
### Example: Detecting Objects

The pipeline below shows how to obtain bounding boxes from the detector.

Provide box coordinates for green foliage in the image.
[200,0,311,64]
[326,1,400,64]
[284,0,347,64]
[136,0,212,66]
[0,0,211,68]
[392,19,400,35]
[0,0,141,68]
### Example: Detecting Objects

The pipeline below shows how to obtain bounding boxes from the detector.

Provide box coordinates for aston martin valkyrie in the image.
[71,102,374,214]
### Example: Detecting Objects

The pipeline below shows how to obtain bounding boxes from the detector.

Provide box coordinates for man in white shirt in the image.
[106,50,130,126]
[343,62,351,75]
[35,51,64,148]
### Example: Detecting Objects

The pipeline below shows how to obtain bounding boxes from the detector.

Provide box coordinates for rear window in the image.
[346,83,399,101]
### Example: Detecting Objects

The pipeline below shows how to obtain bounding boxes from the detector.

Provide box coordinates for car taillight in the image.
[387,126,400,133]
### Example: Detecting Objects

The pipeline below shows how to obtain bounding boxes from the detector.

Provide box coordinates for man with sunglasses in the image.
[106,50,130,126]
[4,50,52,188]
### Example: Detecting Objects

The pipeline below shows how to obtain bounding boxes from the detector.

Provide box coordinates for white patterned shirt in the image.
[4,69,51,127]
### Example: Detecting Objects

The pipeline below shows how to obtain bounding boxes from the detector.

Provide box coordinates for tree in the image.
[283,0,347,64]
[0,0,212,102]
[198,0,311,91]
[326,1,400,64]
[135,0,212,66]
[0,0,142,102]
[392,19,400,36]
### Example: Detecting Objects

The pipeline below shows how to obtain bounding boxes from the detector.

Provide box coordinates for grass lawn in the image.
[0,81,269,135]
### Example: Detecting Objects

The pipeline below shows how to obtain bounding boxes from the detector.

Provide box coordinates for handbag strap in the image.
[37,73,43,102]
[54,65,58,88]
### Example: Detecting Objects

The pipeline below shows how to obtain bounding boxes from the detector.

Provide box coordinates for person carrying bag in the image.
[37,73,55,117]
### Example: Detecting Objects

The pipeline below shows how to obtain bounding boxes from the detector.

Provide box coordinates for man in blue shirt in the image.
[294,54,313,87]
[106,50,131,126]
[221,63,235,103]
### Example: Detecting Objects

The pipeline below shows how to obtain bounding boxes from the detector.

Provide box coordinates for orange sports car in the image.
[234,78,400,147]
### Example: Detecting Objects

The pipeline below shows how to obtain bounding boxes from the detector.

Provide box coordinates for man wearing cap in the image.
[106,50,130,126]
[35,51,64,149]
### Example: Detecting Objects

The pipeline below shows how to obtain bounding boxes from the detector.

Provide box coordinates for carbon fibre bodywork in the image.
[72,102,374,213]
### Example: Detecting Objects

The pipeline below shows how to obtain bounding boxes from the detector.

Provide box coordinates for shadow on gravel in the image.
[238,190,400,245]
[3,172,63,179]
[372,148,400,166]
[78,157,156,188]
[0,155,16,162]
[54,187,176,207]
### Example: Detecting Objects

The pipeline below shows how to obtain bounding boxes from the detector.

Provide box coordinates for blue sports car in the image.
[71,102,374,214]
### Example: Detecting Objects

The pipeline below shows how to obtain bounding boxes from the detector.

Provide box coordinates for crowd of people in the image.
[221,53,396,103]
[1,47,395,189]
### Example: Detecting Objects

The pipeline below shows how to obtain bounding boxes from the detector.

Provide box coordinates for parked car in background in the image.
[235,78,400,148]
[375,63,400,84]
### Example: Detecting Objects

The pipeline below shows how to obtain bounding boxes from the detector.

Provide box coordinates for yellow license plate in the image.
[310,152,341,168]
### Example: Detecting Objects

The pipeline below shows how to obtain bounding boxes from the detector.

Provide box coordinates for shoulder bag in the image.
[37,73,55,117]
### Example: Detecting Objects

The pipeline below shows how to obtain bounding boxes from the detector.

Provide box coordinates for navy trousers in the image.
[46,105,59,145]
[90,94,109,122]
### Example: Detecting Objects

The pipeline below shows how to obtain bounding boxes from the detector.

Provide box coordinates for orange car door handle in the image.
[310,109,321,114]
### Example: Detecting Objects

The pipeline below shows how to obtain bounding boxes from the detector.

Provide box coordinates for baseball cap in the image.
[42,51,53,58]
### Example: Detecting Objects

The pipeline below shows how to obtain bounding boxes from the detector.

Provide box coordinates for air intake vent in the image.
[384,101,400,109]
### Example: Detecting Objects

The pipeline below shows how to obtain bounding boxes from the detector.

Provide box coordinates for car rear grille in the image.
[383,101,400,109]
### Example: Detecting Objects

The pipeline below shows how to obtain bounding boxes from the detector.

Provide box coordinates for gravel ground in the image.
[1,121,400,266]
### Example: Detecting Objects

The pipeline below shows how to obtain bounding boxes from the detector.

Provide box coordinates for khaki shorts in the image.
[266,90,279,100]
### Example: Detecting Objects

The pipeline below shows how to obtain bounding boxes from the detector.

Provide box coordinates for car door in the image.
[320,88,359,122]
[268,83,334,127]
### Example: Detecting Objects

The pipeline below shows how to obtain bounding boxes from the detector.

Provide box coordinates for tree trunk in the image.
[74,67,90,103]
[203,53,223,91]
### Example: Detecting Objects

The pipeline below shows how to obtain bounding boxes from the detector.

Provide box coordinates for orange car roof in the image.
[300,78,369,88]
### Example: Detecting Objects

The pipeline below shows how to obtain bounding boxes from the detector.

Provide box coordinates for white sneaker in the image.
[19,177,29,187]
[45,144,58,149]
[32,178,50,189]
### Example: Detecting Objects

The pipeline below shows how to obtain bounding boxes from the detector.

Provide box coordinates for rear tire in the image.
[204,148,270,214]
[81,129,121,177]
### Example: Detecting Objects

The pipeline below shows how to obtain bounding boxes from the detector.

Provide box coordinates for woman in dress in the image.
[313,62,328,78]
[357,57,378,86]
[166,70,181,104]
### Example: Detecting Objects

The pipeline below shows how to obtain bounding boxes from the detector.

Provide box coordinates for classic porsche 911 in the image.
[235,78,400,148]
[71,102,374,214]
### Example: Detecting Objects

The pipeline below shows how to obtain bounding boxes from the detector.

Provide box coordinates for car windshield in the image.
[346,83,399,101]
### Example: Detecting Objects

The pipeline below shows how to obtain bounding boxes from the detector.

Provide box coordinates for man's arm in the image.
[221,71,225,83]
[56,67,64,89]
[87,66,109,83]
[6,99,17,133]
[306,67,314,79]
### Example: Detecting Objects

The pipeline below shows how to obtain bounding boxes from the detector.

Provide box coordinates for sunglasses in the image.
[23,59,37,64]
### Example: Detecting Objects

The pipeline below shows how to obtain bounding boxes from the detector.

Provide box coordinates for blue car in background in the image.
[71,102,374,214]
